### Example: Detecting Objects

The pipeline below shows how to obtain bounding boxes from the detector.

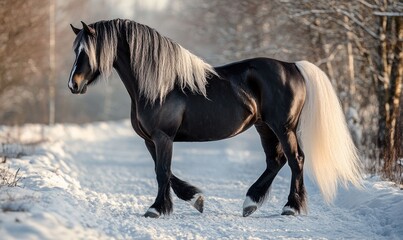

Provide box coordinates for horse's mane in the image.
[73,19,218,103]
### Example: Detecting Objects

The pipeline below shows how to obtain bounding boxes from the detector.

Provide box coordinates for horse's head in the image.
[68,21,100,94]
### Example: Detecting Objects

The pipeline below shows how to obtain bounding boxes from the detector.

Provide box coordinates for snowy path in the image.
[1,120,402,239]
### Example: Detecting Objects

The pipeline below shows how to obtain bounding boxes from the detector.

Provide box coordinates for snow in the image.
[1,120,402,239]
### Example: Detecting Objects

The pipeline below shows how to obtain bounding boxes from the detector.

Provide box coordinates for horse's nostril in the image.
[69,81,79,93]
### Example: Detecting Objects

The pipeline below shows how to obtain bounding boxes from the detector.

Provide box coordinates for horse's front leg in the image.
[145,140,204,213]
[144,131,173,218]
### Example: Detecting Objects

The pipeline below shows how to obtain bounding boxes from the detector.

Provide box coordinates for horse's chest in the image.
[130,114,150,140]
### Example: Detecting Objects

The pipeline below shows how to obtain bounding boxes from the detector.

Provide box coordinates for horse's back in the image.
[174,57,305,142]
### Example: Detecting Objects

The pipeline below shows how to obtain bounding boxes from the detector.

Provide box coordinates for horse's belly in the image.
[173,75,258,142]
[175,104,256,142]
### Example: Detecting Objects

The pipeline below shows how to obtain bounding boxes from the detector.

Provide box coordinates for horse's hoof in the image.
[281,206,296,216]
[242,196,258,217]
[189,193,204,213]
[243,206,257,217]
[144,208,160,218]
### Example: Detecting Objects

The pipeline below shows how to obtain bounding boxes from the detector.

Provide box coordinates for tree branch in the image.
[357,0,378,9]
[290,9,335,18]
[335,8,379,39]
[373,12,403,17]
[315,44,343,66]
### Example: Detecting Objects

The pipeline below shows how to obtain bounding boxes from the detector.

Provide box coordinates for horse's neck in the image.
[113,44,140,103]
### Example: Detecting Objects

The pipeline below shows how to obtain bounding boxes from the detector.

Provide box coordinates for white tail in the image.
[295,61,362,203]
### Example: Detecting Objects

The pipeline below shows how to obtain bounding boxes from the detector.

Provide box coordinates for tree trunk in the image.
[48,0,56,125]
[377,8,389,156]
[389,16,402,153]
[380,11,403,180]
[345,16,356,108]
[388,16,403,176]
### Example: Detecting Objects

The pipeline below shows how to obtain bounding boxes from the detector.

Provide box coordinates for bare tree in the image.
[181,0,310,65]
[0,0,49,124]
[281,0,402,180]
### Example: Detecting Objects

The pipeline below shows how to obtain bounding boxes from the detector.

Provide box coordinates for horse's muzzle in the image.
[69,74,88,94]
[70,84,87,94]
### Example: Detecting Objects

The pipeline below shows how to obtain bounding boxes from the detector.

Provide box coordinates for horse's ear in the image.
[70,24,81,35]
[81,21,95,36]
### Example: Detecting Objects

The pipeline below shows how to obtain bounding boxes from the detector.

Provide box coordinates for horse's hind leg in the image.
[243,122,287,217]
[271,125,307,215]
[145,140,204,213]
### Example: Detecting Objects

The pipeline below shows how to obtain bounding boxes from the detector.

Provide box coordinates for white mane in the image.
[74,19,218,104]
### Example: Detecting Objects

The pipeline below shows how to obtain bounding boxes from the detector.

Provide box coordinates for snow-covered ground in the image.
[0,120,402,239]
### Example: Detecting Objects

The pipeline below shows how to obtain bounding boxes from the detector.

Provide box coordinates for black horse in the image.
[68,19,361,218]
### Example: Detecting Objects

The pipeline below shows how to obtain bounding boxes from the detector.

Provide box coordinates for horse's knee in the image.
[156,169,171,183]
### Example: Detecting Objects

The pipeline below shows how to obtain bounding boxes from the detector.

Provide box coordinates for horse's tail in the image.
[295,60,362,203]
